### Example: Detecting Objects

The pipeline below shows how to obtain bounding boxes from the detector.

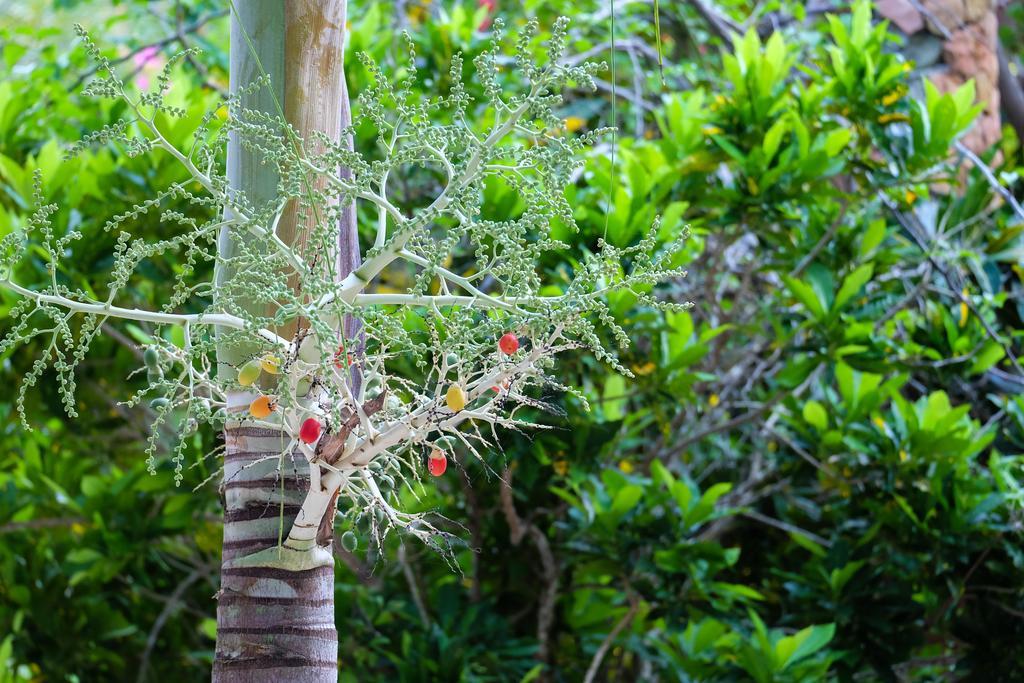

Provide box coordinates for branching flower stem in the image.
[1,18,689,565]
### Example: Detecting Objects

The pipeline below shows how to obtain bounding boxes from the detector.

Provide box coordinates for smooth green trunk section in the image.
[214,0,285,371]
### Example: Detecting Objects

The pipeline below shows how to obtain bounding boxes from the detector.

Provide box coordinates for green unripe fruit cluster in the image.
[237,360,262,387]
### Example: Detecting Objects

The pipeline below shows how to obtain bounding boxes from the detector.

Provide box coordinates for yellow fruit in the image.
[445,385,467,412]
[564,115,586,132]
[260,355,281,374]
[249,395,275,419]
[237,360,262,387]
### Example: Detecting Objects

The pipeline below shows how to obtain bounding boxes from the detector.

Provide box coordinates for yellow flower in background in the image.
[709,393,720,408]
[881,91,900,106]
[407,0,430,24]
[702,125,723,136]
[632,361,656,376]
[904,189,917,205]
[553,459,569,476]
[880,86,906,106]
[564,116,586,132]
[878,113,910,124]
[873,415,885,430]
[899,449,908,462]
[618,459,635,474]
[959,289,969,327]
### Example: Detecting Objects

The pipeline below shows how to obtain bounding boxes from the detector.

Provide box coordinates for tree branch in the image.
[582,586,640,683]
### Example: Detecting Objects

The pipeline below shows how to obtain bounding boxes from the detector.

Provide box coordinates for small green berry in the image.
[237,360,261,387]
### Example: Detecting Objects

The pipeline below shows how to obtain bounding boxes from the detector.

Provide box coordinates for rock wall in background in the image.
[878,0,1000,153]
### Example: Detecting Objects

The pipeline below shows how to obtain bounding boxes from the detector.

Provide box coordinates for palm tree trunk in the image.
[213,2,353,680]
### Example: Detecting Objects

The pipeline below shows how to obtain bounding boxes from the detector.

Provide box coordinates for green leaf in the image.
[765,32,787,75]
[802,400,828,432]
[851,0,871,46]
[669,481,694,513]
[834,264,874,311]
[789,531,827,558]
[651,459,676,489]
[712,581,765,601]
[952,79,976,118]
[602,373,628,421]
[686,482,732,526]
[829,560,865,594]
[519,665,545,683]
[35,139,61,183]
[124,323,156,346]
[66,548,102,564]
[969,342,1004,375]
[805,264,835,312]
[609,484,644,521]
[710,134,747,163]
[783,623,836,668]
[836,363,855,410]
[922,391,952,432]
[81,475,104,497]
[549,486,583,511]
[685,619,729,655]
[824,128,851,156]
[893,494,925,529]
[763,119,788,163]
[199,618,217,641]
[859,220,886,258]
[782,275,825,319]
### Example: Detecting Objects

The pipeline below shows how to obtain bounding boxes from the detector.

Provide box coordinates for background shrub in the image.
[2,0,1024,680]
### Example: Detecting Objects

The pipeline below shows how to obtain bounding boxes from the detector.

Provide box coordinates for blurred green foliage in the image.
[2,0,1024,681]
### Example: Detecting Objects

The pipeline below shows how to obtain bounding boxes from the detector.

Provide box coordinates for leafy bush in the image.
[2,1,1024,681]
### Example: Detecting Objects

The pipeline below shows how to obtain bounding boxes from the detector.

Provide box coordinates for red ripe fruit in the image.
[477,0,496,31]
[333,346,354,369]
[299,417,322,444]
[428,452,447,477]
[498,333,519,355]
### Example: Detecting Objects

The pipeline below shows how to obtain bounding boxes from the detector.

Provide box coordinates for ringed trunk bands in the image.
[214,2,353,681]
